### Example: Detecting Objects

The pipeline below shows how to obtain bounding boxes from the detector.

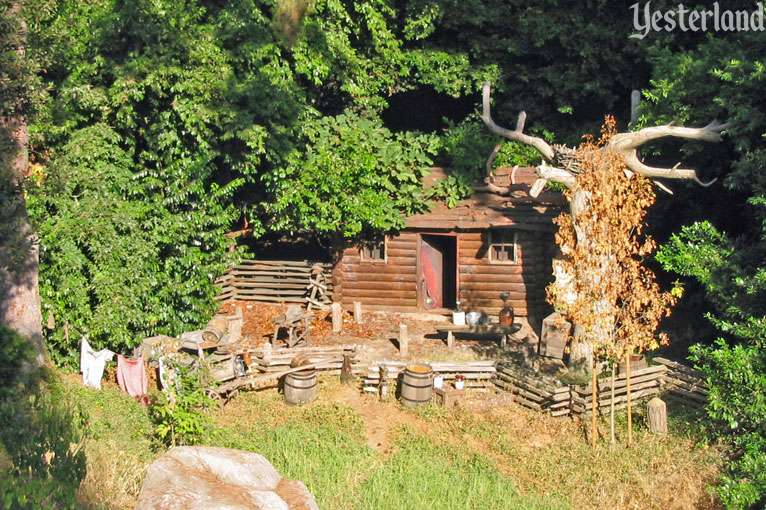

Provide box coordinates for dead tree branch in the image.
[481,82,555,161]
[481,81,729,193]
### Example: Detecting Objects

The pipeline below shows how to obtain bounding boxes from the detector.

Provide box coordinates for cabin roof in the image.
[406,167,566,231]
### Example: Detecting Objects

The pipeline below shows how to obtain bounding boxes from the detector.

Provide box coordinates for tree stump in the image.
[331,303,342,333]
[399,324,408,356]
[647,397,667,435]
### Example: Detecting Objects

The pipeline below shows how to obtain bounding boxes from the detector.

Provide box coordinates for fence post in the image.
[399,324,408,356]
[332,302,342,332]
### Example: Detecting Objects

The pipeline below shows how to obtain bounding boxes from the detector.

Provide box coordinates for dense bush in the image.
[0,327,86,510]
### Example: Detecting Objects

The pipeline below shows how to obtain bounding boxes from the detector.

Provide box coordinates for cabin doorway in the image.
[418,234,457,310]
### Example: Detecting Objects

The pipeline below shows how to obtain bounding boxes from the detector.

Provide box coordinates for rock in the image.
[134,446,319,510]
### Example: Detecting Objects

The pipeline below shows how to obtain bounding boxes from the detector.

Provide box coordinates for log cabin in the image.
[332,167,565,324]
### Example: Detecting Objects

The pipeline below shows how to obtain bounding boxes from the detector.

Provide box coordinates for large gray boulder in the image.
[134,446,319,510]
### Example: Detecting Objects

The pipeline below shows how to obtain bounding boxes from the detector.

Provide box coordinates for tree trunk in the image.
[568,334,593,376]
[0,3,44,366]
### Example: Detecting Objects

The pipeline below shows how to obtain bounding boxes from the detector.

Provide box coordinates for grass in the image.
[27,370,723,510]
[356,429,568,510]
[56,374,159,510]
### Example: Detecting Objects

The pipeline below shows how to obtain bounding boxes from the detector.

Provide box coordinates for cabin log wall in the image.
[337,229,555,316]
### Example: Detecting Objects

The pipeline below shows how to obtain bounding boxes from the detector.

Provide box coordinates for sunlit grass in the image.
[58,370,722,510]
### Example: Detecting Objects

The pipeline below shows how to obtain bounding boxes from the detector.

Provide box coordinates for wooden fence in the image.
[653,356,708,408]
[495,361,667,417]
[215,260,334,307]
[208,344,362,387]
[363,361,497,391]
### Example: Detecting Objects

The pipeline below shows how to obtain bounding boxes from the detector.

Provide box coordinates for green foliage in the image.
[0,326,85,510]
[27,124,241,364]
[0,330,86,510]
[642,11,766,506]
[409,0,649,140]
[433,115,551,207]
[0,326,36,400]
[0,392,87,510]
[658,221,766,508]
[267,110,439,238]
[151,358,215,446]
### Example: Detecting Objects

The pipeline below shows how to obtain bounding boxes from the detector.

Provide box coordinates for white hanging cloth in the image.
[80,336,115,389]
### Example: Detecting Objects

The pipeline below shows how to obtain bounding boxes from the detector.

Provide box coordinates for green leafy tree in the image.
[644,8,766,508]
[267,110,439,240]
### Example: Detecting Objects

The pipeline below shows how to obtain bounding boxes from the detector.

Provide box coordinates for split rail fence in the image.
[653,356,708,408]
[363,361,497,392]
[215,260,333,307]
[495,361,690,417]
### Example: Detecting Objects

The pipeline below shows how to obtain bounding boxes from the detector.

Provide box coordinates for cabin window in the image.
[360,239,387,262]
[489,230,517,264]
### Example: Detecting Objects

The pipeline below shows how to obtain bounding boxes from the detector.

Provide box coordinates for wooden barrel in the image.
[202,315,228,343]
[400,363,433,408]
[284,370,317,406]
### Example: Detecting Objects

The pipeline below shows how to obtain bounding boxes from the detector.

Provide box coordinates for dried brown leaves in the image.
[548,117,677,360]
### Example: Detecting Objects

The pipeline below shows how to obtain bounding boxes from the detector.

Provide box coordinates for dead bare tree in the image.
[480,82,728,373]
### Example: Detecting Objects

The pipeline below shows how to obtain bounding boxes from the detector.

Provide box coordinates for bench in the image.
[435,323,521,349]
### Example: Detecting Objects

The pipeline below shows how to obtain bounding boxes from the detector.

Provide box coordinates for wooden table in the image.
[435,323,521,349]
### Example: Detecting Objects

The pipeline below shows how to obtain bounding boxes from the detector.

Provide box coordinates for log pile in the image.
[205,345,362,384]
[214,260,333,307]
[653,356,708,408]
[363,360,497,391]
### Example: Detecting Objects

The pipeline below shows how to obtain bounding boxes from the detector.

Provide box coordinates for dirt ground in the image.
[217,300,538,365]
[216,300,526,450]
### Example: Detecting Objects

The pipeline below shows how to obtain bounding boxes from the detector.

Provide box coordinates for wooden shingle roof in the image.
[406,167,566,231]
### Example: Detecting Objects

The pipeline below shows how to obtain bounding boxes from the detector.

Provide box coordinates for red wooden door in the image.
[419,236,444,309]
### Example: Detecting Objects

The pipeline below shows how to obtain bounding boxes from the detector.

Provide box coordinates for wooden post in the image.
[647,397,667,435]
[626,350,633,445]
[446,330,454,349]
[610,364,616,444]
[591,355,598,448]
[399,324,408,356]
[331,302,342,333]
[379,365,389,401]
[353,301,363,324]
[228,306,243,343]
[340,354,353,384]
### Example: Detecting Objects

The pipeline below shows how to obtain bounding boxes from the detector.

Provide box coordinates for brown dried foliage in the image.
[548,117,677,360]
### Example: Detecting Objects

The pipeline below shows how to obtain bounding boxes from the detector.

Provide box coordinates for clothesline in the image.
[80,337,149,405]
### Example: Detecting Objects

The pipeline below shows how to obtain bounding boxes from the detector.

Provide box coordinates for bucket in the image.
[452,311,465,326]
[284,370,317,406]
[400,364,433,408]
